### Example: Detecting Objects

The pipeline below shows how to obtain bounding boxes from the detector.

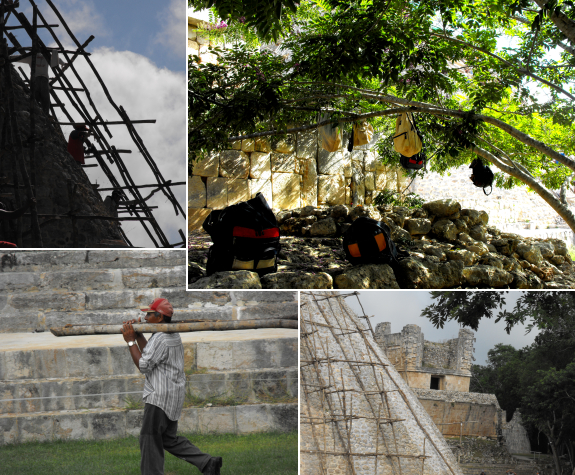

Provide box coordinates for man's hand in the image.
[121,322,137,343]
[123,317,142,337]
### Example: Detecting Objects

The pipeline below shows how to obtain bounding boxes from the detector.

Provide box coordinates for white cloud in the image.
[153,0,186,60]
[51,46,186,247]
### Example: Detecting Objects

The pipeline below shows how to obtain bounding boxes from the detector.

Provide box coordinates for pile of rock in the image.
[188,199,575,289]
[447,436,516,465]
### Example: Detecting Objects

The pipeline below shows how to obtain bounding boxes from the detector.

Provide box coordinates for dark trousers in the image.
[140,403,211,475]
[33,76,50,114]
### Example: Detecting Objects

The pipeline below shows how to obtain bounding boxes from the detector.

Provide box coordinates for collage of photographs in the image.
[1,0,575,474]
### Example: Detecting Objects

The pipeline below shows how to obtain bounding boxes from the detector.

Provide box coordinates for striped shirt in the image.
[139,332,186,421]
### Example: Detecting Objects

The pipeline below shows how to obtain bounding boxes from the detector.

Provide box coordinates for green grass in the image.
[123,395,145,410]
[0,431,298,475]
[569,246,575,261]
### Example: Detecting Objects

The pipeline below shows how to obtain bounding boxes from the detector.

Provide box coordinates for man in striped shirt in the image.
[121,298,223,475]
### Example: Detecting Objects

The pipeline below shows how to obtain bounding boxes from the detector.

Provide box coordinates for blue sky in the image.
[8,0,187,247]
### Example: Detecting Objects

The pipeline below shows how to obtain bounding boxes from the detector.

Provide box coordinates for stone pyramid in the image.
[300,291,463,475]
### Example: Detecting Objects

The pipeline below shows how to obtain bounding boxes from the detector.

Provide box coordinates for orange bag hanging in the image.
[318,113,343,152]
[393,112,422,158]
[353,121,375,146]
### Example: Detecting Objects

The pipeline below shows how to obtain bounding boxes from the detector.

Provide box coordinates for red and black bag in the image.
[203,193,281,276]
[342,217,399,266]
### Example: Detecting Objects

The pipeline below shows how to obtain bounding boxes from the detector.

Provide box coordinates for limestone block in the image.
[241,139,255,152]
[375,168,388,190]
[255,138,271,152]
[199,406,235,434]
[196,34,209,45]
[350,150,364,166]
[200,52,217,64]
[220,150,249,178]
[271,152,296,173]
[188,26,196,39]
[192,153,219,177]
[260,272,333,289]
[334,264,400,289]
[188,176,206,208]
[364,151,378,172]
[188,39,199,50]
[365,172,375,191]
[318,149,345,175]
[272,172,301,209]
[300,159,318,207]
[207,177,228,209]
[230,140,241,150]
[237,405,273,433]
[189,271,262,289]
[271,135,295,153]
[250,178,273,207]
[188,208,212,232]
[227,179,250,206]
[318,175,345,206]
[296,131,317,159]
[250,152,271,179]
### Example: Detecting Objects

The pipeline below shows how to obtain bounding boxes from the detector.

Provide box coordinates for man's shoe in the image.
[203,457,223,475]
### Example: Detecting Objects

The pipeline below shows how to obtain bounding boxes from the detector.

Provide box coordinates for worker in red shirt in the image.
[67,124,92,164]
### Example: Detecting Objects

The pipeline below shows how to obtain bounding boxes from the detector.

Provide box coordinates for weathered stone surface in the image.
[272,173,301,209]
[250,152,271,179]
[296,131,317,159]
[220,150,249,178]
[318,175,345,206]
[310,218,337,236]
[241,139,255,153]
[334,264,400,289]
[254,138,271,152]
[364,151,378,172]
[300,159,318,207]
[271,135,295,153]
[431,219,458,241]
[404,218,431,236]
[465,241,490,256]
[192,152,219,177]
[189,271,262,289]
[188,175,206,208]
[250,178,273,207]
[364,172,375,191]
[261,272,333,289]
[318,149,345,175]
[461,265,514,287]
[446,249,478,266]
[533,242,555,259]
[188,208,212,232]
[423,199,461,218]
[516,243,544,266]
[396,258,464,289]
[469,225,487,243]
[227,179,250,206]
[271,152,296,173]
[206,177,228,209]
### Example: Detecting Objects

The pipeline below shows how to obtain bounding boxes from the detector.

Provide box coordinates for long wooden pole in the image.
[50,319,298,337]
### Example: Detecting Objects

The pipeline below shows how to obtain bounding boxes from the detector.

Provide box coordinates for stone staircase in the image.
[0,250,298,444]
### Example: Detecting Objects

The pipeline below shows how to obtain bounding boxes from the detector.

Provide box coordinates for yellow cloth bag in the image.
[318,113,343,152]
[353,121,375,146]
[393,112,422,157]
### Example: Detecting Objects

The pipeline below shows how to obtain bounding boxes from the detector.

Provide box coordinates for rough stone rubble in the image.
[188,198,575,289]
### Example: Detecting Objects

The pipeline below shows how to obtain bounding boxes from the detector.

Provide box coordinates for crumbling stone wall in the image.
[0,67,124,247]
[502,411,531,454]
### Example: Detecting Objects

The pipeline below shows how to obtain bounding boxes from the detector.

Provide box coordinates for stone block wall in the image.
[501,411,531,454]
[374,323,475,388]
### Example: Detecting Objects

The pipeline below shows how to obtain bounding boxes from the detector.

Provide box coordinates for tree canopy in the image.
[189,0,575,230]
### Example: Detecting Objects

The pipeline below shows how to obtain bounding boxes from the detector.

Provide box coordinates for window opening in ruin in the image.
[430,376,441,390]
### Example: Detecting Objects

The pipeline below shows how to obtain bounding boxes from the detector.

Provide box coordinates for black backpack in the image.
[469,159,494,195]
[203,193,281,276]
[342,217,399,266]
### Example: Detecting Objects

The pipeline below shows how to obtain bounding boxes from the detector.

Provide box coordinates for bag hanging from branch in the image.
[469,158,494,195]
[353,121,375,147]
[393,112,422,158]
[318,113,343,152]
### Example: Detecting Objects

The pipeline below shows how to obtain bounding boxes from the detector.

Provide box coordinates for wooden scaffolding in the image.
[0,0,185,247]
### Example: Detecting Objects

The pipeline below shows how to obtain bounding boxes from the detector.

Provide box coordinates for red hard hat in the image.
[139,298,173,317]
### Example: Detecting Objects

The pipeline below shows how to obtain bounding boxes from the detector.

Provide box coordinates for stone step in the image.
[0,367,298,415]
[0,402,298,445]
[0,330,298,381]
[460,463,539,475]
[0,265,185,293]
[0,250,184,274]
[1,298,298,333]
